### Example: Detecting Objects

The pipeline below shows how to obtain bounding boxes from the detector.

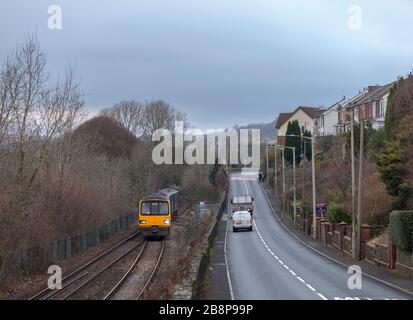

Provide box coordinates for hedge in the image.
[327,202,352,224]
[389,210,413,252]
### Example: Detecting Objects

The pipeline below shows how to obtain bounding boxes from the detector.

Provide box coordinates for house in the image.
[315,97,346,136]
[350,83,394,129]
[336,89,368,133]
[275,106,320,144]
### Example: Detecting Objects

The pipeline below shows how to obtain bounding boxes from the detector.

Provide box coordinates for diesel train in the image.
[138,188,179,238]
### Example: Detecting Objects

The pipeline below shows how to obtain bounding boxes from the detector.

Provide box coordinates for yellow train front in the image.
[138,188,179,238]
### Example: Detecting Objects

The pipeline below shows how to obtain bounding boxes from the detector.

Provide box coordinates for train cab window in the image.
[159,202,169,215]
[141,201,169,215]
[151,202,158,214]
[141,202,151,215]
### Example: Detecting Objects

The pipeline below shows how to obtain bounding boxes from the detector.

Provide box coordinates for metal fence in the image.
[193,203,221,221]
[15,210,137,272]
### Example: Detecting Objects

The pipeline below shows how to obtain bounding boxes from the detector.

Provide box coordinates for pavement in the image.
[206,172,413,300]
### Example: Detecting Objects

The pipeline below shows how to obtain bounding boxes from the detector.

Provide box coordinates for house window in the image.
[380,100,386,117]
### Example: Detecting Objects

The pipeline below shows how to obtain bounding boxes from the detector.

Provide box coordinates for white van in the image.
[232,211,253,232]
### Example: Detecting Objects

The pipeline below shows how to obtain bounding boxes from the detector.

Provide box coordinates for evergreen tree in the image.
[209,158,219,185]
[284,120,301,166]
[303,130,312,161]
[284,121,294,164]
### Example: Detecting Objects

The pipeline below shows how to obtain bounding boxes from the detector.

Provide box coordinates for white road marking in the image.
[297,276,305,283]
[241,176,328,300]
[306,284,316,292]
[257,181,413,299]
[224,181,235,300]
[254,220,327,300]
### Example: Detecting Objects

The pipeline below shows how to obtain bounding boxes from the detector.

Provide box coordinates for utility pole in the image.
[266,143,269,184]
[277,145,296,222]
[311,136,317,239]
[302,141,306,206]
[292,146,296,224]
[351,112,357,259]
[285,134,316,237]
[274,145,277,200]
[282,148,286,216]
[357,110,364,260]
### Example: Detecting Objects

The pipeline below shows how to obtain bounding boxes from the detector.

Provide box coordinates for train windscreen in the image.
[141,201,169,216]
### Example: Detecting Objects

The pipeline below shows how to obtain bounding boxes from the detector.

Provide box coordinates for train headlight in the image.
[139,220,146,224]
[163,220,171,225]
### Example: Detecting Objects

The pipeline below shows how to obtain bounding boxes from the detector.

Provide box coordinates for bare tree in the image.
[101,100,145,137]
[103,99,188,140]
[141,100,187,138]
[0,34,85,283]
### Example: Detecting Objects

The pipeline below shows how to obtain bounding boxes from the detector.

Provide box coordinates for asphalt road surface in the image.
[225,172,412,300]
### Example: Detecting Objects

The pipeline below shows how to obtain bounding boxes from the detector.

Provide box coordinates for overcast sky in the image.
[0,0,412,129]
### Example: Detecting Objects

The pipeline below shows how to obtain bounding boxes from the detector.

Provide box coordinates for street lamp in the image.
[281,145,296,223]
[268,142,297,223]
[285,134,317,239]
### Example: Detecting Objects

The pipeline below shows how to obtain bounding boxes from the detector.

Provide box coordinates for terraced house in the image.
[314,82,394,136]
[350,82,394,129]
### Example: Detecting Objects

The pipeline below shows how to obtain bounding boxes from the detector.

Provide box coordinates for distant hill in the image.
[233,120,277,143]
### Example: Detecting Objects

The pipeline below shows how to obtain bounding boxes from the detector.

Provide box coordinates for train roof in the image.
[141,188,178,201]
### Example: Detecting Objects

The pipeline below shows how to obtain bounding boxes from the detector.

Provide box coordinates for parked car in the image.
[232,210,253,232]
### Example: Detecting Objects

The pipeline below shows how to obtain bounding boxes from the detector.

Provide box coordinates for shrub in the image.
[327,202,352,224]
[376,139,409,209]
[389,210,413,252]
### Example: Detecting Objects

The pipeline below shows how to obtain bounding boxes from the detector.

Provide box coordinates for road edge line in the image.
[258,181,413,298]
[224,177,235,300]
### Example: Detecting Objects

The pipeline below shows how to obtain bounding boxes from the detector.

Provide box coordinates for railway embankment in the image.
[141,191,227,300]
[173,192,227,300]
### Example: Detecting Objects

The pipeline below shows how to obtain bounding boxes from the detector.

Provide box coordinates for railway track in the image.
[30,198,186,300]
[60,238,145,300]
[28,232,142,300]
[136,240,165,300]
[174,197,192,226]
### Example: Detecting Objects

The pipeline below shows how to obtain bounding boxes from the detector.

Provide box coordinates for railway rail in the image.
[29,197,190,300]
[136,239,165,300]
[61,238,145,300]
[28,232,141,300]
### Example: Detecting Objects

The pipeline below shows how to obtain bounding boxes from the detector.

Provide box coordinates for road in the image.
[225,172,412,300]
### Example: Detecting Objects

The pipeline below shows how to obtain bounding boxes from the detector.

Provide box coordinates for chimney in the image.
[367,85,378,93]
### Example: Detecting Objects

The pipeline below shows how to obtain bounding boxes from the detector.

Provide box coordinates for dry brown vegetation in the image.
[0,35,219,289]
[272,133,394,226]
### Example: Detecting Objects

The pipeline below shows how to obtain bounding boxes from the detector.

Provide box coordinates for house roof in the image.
[275,106,320,129]
[319,97,347,116]
[300,106,321,118]
[275,113,292,129]
[351,82,394,106]
[341,90,368,108]
[369,82,394,101]
[314,109,328,118]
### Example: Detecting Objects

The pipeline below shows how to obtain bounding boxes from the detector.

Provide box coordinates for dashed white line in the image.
[243,176,328,300]
[256,181,413,298]
[254,219,328,300]
[297,276,305,283]
[306,284,316,292]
